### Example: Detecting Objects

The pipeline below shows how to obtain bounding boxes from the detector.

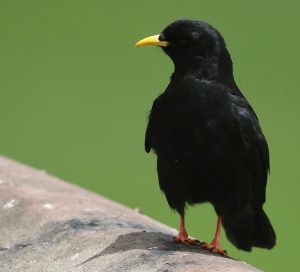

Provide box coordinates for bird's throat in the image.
[172,52,236,89]
[172,57,218,81]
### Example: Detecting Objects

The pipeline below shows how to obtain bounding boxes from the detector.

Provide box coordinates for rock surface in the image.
[0,156,261,272]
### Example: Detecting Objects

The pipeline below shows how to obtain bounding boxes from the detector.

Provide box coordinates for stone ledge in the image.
[0,156,261,272]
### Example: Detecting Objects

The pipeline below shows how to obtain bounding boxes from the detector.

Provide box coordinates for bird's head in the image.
[136,19,235,84]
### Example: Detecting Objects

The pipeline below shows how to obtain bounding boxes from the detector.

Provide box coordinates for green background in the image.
[0,1,299,271]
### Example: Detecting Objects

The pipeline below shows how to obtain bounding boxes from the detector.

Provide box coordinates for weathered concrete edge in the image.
[0,156,262,272]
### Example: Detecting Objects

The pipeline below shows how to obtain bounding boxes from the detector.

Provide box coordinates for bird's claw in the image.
[172,234,199,246]
[201,242,228,256]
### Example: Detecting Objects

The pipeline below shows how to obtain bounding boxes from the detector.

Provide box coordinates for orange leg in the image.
[202,216,227,256]
[173,215,198,245]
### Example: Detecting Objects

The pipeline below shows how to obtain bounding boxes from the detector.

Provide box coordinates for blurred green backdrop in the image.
[0,1,299,271]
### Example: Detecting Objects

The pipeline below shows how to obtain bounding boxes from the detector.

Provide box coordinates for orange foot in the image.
[172,231,199,246]
[201,241,227,256]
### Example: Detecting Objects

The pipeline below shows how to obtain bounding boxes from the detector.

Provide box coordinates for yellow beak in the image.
[135,34,168,47]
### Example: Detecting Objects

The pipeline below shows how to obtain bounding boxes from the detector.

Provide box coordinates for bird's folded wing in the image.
[231,94,270,205]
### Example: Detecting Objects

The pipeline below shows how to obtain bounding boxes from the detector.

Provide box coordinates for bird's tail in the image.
[252,209,276,249]
[222,208,276,251]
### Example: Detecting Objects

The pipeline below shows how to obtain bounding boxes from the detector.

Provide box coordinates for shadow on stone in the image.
[78,231,225,266]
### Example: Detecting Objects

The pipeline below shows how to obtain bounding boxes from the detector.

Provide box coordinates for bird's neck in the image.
[172,50,238,89]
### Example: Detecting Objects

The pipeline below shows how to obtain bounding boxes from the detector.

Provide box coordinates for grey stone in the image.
[0,156,261,272]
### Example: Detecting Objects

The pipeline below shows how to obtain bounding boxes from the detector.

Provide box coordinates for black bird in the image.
[136,19,276,255]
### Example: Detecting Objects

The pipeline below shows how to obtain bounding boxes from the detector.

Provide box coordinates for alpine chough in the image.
[136,19,276,255]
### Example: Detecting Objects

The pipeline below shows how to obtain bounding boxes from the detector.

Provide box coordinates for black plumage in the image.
[137,19,276,253]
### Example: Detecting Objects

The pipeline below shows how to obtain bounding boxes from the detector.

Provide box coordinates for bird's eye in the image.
[159,34,166,41]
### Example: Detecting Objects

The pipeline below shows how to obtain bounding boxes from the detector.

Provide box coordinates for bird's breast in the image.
[150,86,234,161]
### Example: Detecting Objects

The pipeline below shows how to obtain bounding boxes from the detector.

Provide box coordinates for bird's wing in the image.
[145,118,152,153]
[145,98,159,153]
[231,93,270,204]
